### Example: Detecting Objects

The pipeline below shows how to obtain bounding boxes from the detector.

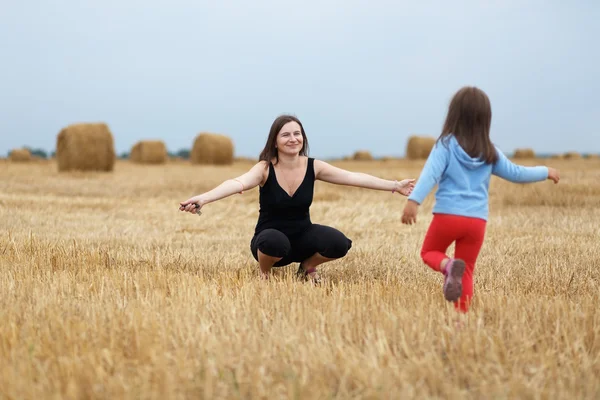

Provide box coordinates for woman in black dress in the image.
[180,115,415,282]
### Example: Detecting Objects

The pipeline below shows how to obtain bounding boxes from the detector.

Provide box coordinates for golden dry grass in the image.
[1,157,600,399]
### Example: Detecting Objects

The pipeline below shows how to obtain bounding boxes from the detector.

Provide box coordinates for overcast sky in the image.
[1,0,598,158]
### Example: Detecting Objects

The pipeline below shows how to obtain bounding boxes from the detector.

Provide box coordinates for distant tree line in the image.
[6,147,193,160]
[118,148,191,159]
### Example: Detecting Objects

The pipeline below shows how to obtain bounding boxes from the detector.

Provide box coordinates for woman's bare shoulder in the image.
[253,160,269,186]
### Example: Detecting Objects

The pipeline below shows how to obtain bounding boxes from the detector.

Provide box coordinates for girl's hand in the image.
[401,200,419,225]
[547,167,560,184]
[179,196,204,214]
[394,179,416,196]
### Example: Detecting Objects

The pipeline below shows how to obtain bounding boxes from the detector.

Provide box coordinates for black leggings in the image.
[250,224,352,267]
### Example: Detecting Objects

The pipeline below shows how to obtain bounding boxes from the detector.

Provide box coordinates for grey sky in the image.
[1,0,598,158]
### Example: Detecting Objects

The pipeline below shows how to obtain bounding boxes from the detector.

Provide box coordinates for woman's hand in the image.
[179,195,205,215]
[401,200,419,225]
[394,179,416,196]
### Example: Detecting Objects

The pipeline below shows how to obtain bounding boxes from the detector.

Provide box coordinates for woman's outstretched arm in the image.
[314,160,415,196]
[179,161,267,214]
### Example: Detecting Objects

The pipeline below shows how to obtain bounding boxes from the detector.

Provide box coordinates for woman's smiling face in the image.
[276,121,303,156]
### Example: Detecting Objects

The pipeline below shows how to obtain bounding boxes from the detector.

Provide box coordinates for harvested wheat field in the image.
[1,157,600,399]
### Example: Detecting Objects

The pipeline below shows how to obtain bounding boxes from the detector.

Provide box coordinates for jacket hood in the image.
[445,136,486,170]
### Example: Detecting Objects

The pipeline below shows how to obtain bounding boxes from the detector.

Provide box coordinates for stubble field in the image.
[1,157,599,399]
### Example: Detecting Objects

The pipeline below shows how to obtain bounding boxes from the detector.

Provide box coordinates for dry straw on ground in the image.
[234,156,258,164]
[352,150,373,161]
[191,133,234,165]
[168,156,187,163]
[8,148,32,162]
[130,140,168,164]
[1,158,599,399]
[56,123,116,172]
[513,148,536,159]
[406,136,436,159]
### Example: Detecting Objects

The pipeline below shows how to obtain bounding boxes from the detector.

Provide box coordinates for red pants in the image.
[421,214,486,312]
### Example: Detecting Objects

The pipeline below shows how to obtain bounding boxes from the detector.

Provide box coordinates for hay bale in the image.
[513,148,536,159]
[191,133,234,165]
[9,148,32,162]
[564,152,582,160]
[130,143,141,162]
[352,150,373,161]
[130,140,167,164]
[406,136,436,159]
[56,123,115,172]
[587,154,600,159]
[550,154,564,160]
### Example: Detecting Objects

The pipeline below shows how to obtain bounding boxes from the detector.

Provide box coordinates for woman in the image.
[180,115,415,282]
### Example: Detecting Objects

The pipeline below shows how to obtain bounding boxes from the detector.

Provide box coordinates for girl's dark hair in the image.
[438,86,498,164]
[259,114,309,164]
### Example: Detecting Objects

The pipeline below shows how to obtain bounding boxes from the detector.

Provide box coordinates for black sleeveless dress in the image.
[254,158,314,237]
[250,157,353,267]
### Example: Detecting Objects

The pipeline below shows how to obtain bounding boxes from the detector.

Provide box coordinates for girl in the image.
[401,86,560,312]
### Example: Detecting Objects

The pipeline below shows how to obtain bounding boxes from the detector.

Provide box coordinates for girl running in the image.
[402,86,560,312]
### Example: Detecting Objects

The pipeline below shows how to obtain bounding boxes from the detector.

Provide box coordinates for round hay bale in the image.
[56,123,116,172]
[587,154,600,159]
[514,149,534,159]
[352,150,373,161]
[550,154,564,160]
[406,136,436,160]
[191,133,234,165]
[9,148,32,162]
[564,152,582,160]
[513,148,535,159]
[130,140,167,164]
[130,143,141,162]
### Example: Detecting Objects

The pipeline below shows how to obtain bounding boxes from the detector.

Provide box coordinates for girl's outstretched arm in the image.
[492,149,559,183]
[314,160,415,196]
[179,161,267,214]
[406,141,449,205]
[402,141,449,225]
